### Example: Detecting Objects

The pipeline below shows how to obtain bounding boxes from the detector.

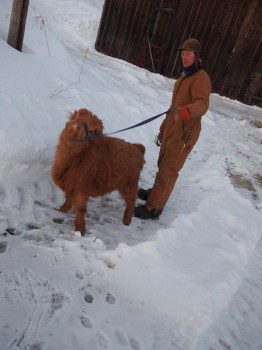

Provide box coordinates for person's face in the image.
[181,50,196,67]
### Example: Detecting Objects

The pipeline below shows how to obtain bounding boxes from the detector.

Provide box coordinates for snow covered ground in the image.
[0,1,261,349]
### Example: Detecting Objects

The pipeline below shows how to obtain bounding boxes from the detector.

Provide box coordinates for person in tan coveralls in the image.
[134,38,212,219]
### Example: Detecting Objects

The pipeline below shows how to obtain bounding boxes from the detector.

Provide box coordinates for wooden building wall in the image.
[95,0,262,107]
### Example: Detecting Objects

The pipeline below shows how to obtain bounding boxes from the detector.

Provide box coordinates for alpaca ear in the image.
[93,115,104,134]
[69,110,77,120]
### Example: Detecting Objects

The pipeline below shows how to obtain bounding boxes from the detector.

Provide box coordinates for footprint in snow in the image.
[0,241,7,253]
[49,291,70,318]
[6,227,22,236]
[75,270,85,280]
[84,292,94,304]
[26,223,40,230]
[105,292,117,304]
[115,328,143,349]
[80,315,94,329]
[4,272,23,304]
[26,341,45,350]
[129,337,144,350]
[52,217,64,224]
[97,329,110,349]
[34,200,49,208]
[114,327,129,346]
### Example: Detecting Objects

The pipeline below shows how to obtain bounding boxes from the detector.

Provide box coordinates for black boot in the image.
[134,205,162,220]
[137,188,150,201]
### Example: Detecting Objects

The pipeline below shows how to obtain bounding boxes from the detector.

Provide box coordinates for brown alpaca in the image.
[51,108,145,235]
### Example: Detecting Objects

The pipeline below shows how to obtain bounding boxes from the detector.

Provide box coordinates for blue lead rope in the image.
[76,110,168,141]
[105,110,168,136]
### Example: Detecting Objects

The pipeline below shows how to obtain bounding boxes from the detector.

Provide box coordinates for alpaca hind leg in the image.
[120,188,137,225]
[73,193,89,235]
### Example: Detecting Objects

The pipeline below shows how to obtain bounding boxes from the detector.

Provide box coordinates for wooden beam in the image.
[7,0,29,51]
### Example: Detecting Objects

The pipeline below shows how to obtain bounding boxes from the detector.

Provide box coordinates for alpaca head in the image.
[62,109,104,144]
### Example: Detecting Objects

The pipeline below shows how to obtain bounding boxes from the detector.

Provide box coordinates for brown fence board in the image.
[124,1,152,61]
[95,0,262,107]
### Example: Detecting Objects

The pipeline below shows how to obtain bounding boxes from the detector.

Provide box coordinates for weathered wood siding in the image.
[95,0,262,107]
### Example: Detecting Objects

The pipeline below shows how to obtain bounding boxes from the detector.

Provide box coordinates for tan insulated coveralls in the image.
[146,70,212,210]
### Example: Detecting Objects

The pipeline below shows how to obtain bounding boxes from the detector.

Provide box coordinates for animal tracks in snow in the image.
[4,272,23,304]
[77,279,144,349]
[4,268,71,311]
[0,179,160,249]
[3,268,70,350]
[0,180,148,349]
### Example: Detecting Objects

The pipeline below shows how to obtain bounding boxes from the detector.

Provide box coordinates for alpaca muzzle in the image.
[71,121,102,142]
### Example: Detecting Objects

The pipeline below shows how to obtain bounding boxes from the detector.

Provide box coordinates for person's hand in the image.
[178,106,191,120]
[166,107,178,117]
[167,106,191,122]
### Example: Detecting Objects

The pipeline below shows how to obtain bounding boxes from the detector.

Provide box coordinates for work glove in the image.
[178,106,191,120]
[167,106,191,121]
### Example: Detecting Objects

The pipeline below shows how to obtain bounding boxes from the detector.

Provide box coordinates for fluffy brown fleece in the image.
[51,108,145,235]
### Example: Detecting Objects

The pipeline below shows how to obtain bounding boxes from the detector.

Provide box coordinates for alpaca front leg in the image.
[121,190,136,225]
[73,193,89,235]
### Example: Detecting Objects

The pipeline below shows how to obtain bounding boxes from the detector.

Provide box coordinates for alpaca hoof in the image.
[75,225,86,236]
[123,218,131,226]
[75,229,85,236]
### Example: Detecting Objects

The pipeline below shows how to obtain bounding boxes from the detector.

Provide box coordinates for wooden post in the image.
[7,0,30,51]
